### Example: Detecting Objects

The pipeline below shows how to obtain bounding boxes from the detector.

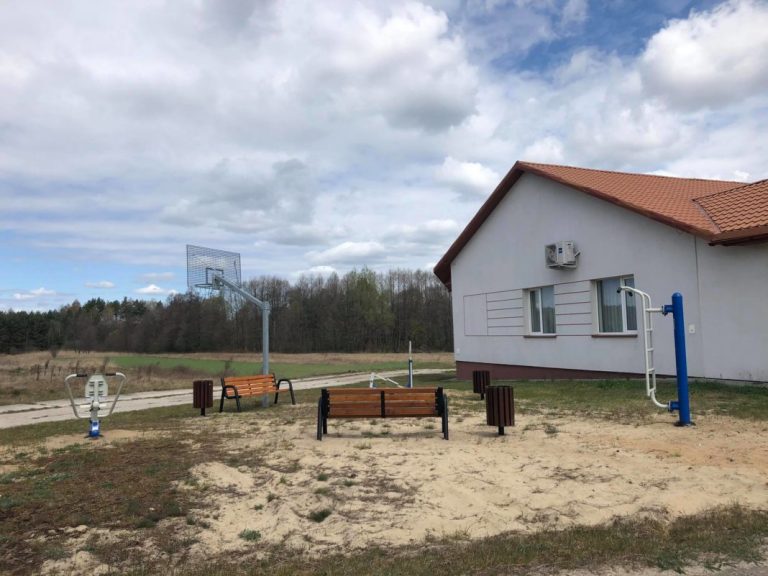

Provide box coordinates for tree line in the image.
[0,269,453,354]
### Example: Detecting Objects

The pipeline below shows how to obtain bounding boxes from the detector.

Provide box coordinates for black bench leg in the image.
[219,390,226,412]
[235,395,242,412]
[442,397,449,440]
[275,380,296,406]
[316,399,323,440]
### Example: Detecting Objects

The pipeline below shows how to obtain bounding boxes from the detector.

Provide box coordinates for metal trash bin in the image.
[486,385,515,435]
[472,370,491,399]
[193,379,214,416]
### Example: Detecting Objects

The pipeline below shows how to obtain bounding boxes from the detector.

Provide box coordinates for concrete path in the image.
[0,369,451,430]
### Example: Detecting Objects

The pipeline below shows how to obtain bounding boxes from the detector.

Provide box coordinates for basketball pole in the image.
[407,340,413,388]
[214,276,270,375]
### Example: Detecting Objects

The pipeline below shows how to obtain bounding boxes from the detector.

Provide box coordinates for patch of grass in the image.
[157,505,768,576]
[0,495,20,510]
[308,508,332,523]
[314,487,332,497]
[0,436,214,572]
[111,355,452,380]
[0,404,193,445]
[316,472,329,481]
[41,545,69,560]
[266,493,277,502]
[239,529,262,542]
[440,378,768,422]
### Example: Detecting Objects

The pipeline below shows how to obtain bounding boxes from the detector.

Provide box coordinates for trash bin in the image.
[193,379,214,416]
[472,370,491,399]
[486,385,514,435]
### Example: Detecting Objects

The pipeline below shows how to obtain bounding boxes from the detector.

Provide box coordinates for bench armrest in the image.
[222,384,239,399]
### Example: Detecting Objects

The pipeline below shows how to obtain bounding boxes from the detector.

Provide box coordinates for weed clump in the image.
[239,529,261,542]
[308,509,332,523]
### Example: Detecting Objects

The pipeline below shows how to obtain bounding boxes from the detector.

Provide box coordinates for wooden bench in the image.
[316,387,448,440]
[219,374,295,412]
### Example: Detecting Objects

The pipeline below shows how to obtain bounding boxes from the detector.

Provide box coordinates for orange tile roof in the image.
[519,162,740,236]
[434,161,768,288]
[695,179,768,243]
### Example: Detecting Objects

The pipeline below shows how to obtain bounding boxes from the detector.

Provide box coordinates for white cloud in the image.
[307,241,388,265]
[435,157,500,197]
[522,137,565,164]
[85,281,115,289]
[2,0,768,312]
[13,286,57,302]
[385,219,461,245]
[640,0,768,109]
[136,284,171,295]
[290,265,339,279]
[560,0,588,27]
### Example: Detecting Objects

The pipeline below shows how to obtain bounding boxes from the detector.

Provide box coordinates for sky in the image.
[2,0,767,312]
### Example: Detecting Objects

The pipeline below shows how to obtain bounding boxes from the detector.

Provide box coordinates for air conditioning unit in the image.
[545,241,578,268]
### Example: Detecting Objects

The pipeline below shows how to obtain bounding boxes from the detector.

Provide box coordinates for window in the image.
[595,276,637,333]
[528,285,555,334]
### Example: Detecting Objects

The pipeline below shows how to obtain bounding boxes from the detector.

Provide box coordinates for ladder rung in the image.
[646,347,654,352]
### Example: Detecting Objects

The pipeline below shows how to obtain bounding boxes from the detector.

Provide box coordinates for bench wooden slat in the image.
[225,375,275,382]
[384,406,439,416]
[328,405,382,416]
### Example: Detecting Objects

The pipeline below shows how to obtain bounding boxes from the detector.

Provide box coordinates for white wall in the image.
[696,239,768,381]
[451,172,722,378]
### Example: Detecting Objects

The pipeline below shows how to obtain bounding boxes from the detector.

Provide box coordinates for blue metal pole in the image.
[663,292,692,426]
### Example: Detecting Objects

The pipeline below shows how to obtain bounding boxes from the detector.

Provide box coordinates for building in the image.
[433,162,768,382]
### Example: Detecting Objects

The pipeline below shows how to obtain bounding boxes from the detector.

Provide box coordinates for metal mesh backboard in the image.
[186,245,242,290]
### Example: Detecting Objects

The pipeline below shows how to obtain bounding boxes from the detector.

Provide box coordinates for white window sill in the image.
[524,334,557,338]
[591,332,637,338]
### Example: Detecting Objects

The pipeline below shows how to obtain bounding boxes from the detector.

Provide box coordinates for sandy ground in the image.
[180,410,768,554]
[27,394,768,575]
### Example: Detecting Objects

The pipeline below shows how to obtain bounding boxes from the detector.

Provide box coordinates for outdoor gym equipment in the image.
[187,244,271,375]
[64,372,127,437]
[618,287,692,426]
[369,340,414,389]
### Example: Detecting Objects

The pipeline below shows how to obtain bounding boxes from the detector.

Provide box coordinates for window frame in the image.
[526,285,556,336]
[593,275,637,335]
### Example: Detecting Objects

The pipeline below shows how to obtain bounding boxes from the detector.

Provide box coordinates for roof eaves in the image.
[708,225,768,246]
[433,163,526,288]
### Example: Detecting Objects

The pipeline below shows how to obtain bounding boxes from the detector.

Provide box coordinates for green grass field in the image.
[110,355,452,380]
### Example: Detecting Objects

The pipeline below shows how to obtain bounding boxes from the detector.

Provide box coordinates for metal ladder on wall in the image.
[619,286,668,409]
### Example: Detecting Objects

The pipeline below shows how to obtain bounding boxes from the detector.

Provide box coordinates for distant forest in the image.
[0,269,453,354]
